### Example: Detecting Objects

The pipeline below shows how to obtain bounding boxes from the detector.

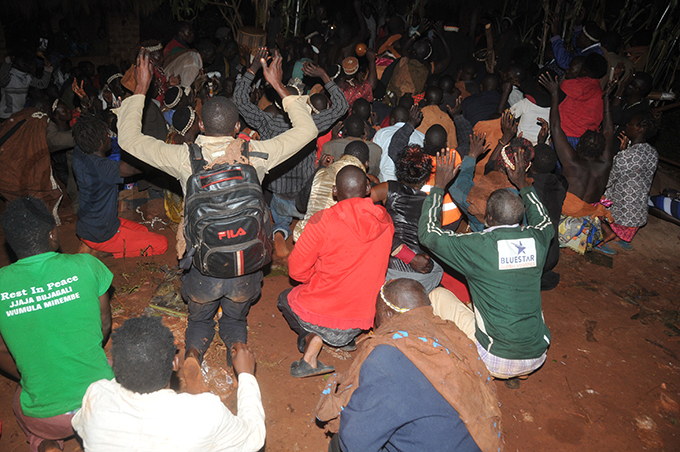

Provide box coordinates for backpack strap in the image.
[244,141,269,160]
[187,143,206,174]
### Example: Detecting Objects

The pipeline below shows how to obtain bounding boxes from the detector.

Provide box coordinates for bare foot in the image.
[273,232,290,258]
[183,355,209,395]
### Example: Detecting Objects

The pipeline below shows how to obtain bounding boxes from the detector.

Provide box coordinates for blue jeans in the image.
[271,194,303,240]
[181,266,263,361]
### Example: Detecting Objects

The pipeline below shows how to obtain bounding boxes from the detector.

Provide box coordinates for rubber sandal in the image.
[340,339,357,352]
[594,243,617,255]
[504,378,521,389]
[614,240,634,251]
[290,359,335,378]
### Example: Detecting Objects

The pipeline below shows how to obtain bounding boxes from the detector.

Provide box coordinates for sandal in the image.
[594,243,617,255]
[614,240,634,251]
[290,359,335,378]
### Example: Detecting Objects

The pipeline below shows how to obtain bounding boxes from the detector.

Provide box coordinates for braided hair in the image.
[396,145,433,186]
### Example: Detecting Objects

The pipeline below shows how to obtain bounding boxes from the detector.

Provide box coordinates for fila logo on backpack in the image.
[181,141,273,278]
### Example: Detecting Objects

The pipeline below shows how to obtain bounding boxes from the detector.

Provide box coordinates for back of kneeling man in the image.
[279,166,394,378]
[419,147,553,384]
[72,316,265,452]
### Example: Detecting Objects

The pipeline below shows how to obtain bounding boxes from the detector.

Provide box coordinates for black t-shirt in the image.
[72,147,122,243]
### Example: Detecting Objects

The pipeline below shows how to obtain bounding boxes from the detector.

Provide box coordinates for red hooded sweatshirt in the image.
[288,197,394,330]
[559,77,603,138]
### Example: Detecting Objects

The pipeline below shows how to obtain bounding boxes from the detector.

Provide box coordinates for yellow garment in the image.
[293,155,365,242]
[417,105,458,149]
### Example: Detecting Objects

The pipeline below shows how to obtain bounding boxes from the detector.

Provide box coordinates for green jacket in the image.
[419,186,553,360]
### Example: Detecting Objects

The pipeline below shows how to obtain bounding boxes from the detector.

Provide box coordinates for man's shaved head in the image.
[424,86,443,106]
[480,74,500,92]
[334,166,368,201]
[389,106,409,125]
[201,96,239,136]
[310,93,329,112]
[375,279,430,328]
[438,75,455,94]
[344,114,365,138]
[424,124,447,156]
[352,98,371,121]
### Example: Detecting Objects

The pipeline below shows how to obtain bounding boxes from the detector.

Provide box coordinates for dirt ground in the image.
[1,178,680,452]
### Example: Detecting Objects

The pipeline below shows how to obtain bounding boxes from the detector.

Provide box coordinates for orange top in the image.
[421,151,462,225]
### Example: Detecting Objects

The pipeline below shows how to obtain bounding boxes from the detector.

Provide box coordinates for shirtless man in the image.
[539,73,615,204]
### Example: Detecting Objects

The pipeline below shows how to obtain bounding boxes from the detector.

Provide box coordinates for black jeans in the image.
[181,266,263,360]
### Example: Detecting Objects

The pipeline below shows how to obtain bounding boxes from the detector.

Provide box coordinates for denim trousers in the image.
[271,193,304,240]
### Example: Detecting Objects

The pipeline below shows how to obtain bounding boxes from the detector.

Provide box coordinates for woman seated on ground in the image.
[370,146,443,293]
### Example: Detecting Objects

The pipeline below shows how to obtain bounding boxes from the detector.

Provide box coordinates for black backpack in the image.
[181,141,272,278]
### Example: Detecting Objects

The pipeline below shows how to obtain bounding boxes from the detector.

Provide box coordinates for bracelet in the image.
[498,139,509,146]
[247,68,256,76]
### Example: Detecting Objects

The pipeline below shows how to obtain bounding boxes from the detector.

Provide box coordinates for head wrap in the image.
[106,73,123,86]
[164,87,183,109]
[145,43,163,52]
[342,57,359,76]
[178,107,196,136]
[51,99,60,113]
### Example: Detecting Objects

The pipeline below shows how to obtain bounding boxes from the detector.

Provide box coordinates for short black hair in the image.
[583,53,608,79]
[424,86,443,106]
[310,93,329,112]
[344,114,365,137]
[202,96,239,136]
[424,124,447,156]
[532,143,557,173]
[335,165,367,200]
[395,145,432,185]
[72,115,109,154]
[352,98,371,121]
[486,189,524,225]
[111,316,177,394]
[438,75,455,94]
[343,140,370,164]
[390,106,409,124]
[576,130,606,159]
[1,197,55,259]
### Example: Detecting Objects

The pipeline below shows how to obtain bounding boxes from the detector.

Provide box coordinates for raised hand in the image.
[536,117,549,144]
[538,73,560,96]
[134,49,153,96]
[500,110,518,142]
[446,96,463,118]
[506,147,529,190]
[407,105,423,127]
[302,61,328,82]
[250,47,268,72]
[433,148,460,190]
[262,50,286,95]
[469,132,490,159]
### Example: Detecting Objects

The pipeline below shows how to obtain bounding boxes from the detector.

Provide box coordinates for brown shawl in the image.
[316,306,503,452]
[0,109,62,222]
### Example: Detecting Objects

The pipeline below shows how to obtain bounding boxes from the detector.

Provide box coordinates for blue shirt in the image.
[338,345,481,452]
[72,147,123,243]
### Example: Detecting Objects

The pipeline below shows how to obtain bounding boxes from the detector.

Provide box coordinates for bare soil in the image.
[1,191,679,452]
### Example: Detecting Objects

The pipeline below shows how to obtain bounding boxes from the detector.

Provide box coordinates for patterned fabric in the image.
[341,80,373,109]
[476,342,547,378]
[609,223,638,242]
[604,143,658,227]
[558,215,604,254]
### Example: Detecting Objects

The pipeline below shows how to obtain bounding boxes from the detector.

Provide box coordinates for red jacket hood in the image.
[332,197,393,243]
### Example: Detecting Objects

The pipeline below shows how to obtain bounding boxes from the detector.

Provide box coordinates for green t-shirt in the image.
[0,252,115,418]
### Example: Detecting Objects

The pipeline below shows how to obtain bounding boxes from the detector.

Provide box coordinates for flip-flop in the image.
[594,243,617,255]
[614,240,634,251]
[290,359,335,378]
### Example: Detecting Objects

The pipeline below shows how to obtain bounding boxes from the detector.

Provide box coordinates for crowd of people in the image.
[0,1,667,451]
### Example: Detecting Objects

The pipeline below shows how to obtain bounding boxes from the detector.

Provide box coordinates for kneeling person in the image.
[279,166,394,377]
[72,316,266,452]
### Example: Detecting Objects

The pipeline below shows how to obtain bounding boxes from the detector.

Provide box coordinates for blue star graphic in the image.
[513,241,526,255]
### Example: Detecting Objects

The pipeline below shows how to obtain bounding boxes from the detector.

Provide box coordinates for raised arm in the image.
[432,23,451,75]
[233,48,272,135]
[484,110,516,174]
[365,48,378,90]
[539,73,579,168]
[388,106,421,164]
[303,61,349,133]
[117,50,190,181]
[30,59,53,89]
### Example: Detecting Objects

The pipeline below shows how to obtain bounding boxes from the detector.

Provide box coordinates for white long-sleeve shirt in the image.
[71,374,265,452]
